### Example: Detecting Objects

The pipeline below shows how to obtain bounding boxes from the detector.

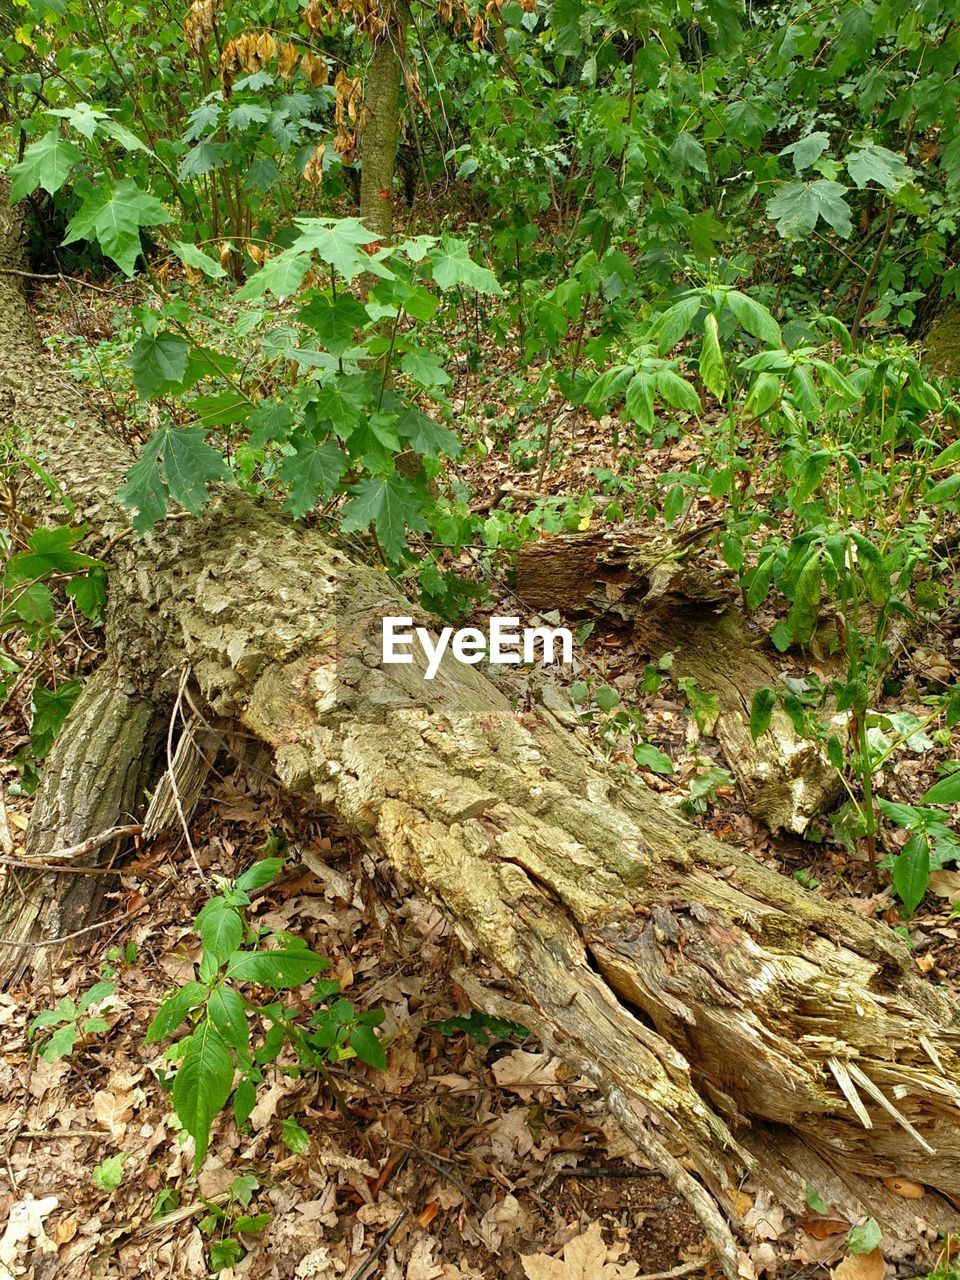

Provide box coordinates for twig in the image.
[0,783,13,855]
[346,1208,409,1280]
[25,823,141,863]
[166,666,209,883]
[0,909,132,949]
[0,266,118,295]
[634,1260,711,1280]
[0,854,151,876]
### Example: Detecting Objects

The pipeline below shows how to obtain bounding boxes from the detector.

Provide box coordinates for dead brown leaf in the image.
[520,1221,640,1279]
[832,1247,885,1280]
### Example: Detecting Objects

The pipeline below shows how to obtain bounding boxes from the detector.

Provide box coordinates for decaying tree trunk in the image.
[516,531,851,834]
[358,9,407,240]
[3,201,960,1272]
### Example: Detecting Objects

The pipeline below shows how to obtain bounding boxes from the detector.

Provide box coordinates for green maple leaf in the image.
[400,347,451,388]
[63,179,170,276]
[9,128,83,201]
[313,374,370,438]
[238,250,312,300]
[429,236,503,295]
[278,432,346,517]
[779,131,830,173]
[161,428,232,515]
[341,474,427,561]
[766,180,852,240]
[118,431,169,531]
[299,293,367,356]
[131,332,190,398]
[845,144,912,192]
[292,216,383,281]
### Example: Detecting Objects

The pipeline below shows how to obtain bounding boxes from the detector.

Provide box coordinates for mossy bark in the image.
[3,195,960,1268]
[358,14,406,240]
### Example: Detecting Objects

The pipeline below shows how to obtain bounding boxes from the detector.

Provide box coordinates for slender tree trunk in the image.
[358,15,406,241]
[3,198,960,1271]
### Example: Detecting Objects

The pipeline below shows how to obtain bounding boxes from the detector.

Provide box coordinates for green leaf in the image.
[650,295,701,355]
[849,533,889,607]
[92,1155,125,1192]
[624,371,655,430]
[299,293,367,356]
[172,1019,235,1168]
[845,144,912,192]
[248,401,294,449]
[9,128,83,200]
[923,772,960,805]
[207,986,248,1053]
[11,581,55,627]
[236,858,284,892]
[170,241,227,279]
[233,1078,257,1128]
[400,347,451,388]
[847,1219,883,1256]
[234,1212,271,1235]
[280,1117,310,1154]
[655,367,701,414]
[146,981,208,1043]
[670,132,709,174]
[891,833,930,916]
[744,371,781,417]
[394,404,461,458]
[787,552,822,641]
[294,216,382,281]
[595,685,619,712]
[698,313,727,401]
[132,332,190,399]
[632,743,674,774]
[118,430,169,531]
[277,433,347,518]
[805,1186,831,1215]
[750,686,776,740]
[313,375,370,437]
[779,131,830,174]
[162,428,232,516]
[209,1238,244,1271]
[65,567,106,621]
[677,676,720,735]
[238,250,312,300]
[341,474,428,562]
[196,899,243,965]
[63,178,170,276]
[925,472,960,505]
[430,236,503,295]
[5,524,97,580]
[350,1023,386,1070]
[766,180,852,240]
[726,291,782,347]
[226,947,331,988]
[42,1024,78,1061]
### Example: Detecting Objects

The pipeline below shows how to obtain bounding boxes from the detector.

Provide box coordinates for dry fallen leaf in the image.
[832,1247,885,1280]
[93,1089,134,1141]
[491,1050,573,1101]
[927,870,960,899]
[0,1195,60,1269]
[520,1221,640,1280]
[882,1176,924,1199]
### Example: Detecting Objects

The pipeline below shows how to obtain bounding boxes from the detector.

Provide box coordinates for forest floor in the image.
[0,273,958,1280]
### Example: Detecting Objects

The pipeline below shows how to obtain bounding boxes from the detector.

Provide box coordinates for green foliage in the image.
[146,856,385,1169]
[427,1009,529,1046]
[29,964,118,1062]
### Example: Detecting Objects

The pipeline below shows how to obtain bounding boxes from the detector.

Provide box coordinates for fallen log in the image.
[3,198,960,1270]
[515,531,847,834]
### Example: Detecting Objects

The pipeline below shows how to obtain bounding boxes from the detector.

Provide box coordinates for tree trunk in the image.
[3,200,960,1270]
[358,13,406,240]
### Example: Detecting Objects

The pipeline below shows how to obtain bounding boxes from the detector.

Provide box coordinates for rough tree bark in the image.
[3,200,960,1271]
[358,7,407,240]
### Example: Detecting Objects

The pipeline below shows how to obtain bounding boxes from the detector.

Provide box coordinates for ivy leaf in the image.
[9,128,83,200]
[63,178,170,276]
[118,430,169,531]
[172,1019,235,1168]
[277,433,347,517]
[341,474,428,561]
[429,236,503,295]
[779,131,830,173]
[131,332,190,398]
[845,144,912,192]
[170,241,227,279]
[766,180,852,240]
[293,216,382,280]
[162,428,232,515]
